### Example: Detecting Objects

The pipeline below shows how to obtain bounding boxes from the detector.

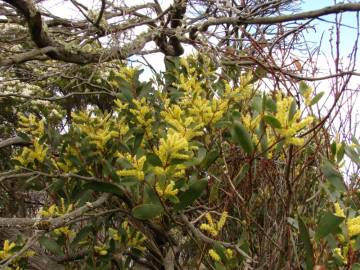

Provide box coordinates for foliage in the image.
[1,53,359,269]
[1,0,360,269]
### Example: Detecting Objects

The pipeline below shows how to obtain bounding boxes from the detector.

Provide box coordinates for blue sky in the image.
[301,1,359,56]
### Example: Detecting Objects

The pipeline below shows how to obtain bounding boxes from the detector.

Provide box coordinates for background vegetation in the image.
[1,0,360,269]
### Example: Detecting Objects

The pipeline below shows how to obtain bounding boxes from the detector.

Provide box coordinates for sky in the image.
[31,0,360,140]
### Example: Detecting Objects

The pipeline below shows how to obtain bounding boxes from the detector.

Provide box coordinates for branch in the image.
[0,47,55,66]
[195,3,360,31]
[2,0,154,64]
[0,231,41,268]
[0,194,109,229]
[180,214,252,261]
[0,136,31,149]
[0,91,115,101]
[94,0,106,27]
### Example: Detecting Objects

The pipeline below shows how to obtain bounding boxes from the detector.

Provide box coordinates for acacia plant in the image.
[1,0,360,269]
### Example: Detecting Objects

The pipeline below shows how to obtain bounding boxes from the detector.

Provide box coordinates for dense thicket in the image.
[1,1,360,269]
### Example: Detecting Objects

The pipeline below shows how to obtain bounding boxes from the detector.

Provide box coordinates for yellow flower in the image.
[117,67,138,82]
[266,93,314,146]
[333,247,347,264]
[334,203,346,218]
[18,113,45,137]
[217,211,228,231]
[53,226,75,237]
[114,99,129,111]
[121,221,147,250]
[200,211,228,237]
[347,216,360,237]
[39,198,74,218]
[116,154,146,181]
[0,240,16,260]
[130,98,155,139]
[108,228,121,241]
[208,249,221,262]
[156,181,179,197]
[223,74,254,103]
[14,139,48,167]
[155,130,191,166]
[187,97,228,126]
[94,245,108,256]
[226,248,233,258]
[200,224,218,237]
[173,73,203,97]
[161,105,204,140]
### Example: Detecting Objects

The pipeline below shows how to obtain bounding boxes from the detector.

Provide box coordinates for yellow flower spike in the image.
[17,113,45,137]
[53,226,75,237]
[267,93,314,146]
[155,182,164,196]
[161,105,204,140]
[114,99,129,111]
[0,240,16,260]
[108,228,121,241]
[14,139,48,167]
[334,203,346,218]
[49,204,58,216]
[129,98,155,139]
[333,247,347,264]
[347,216,360,237]
[217,211,228,231]
[226,248,233,259]
[200,211,228,237]
[94,245,108,256]
[208,249,221,262]
[116,154,146,181]
[25,250,35,257]
[200,223,218,237]
[3,240,15,253]
[205,213,215,228]
[155,130,191,166]
[156,181,179,197]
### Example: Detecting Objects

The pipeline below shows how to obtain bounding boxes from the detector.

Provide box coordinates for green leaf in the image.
[209,181,220,203]
[336,143,345,162]
[146,153,163,167]
[265,98,277,112]
[322,160,346,192]
[331,142,337,156]
[83,181,124,197]
[71,226,92,246]
[213,242,227,262]
[39,236,64,256]
[102,160,120,182]
[299,81,310,96]
[263,115,282,129]
[288,99,297,121]
[315,212,344,240]
[345,145,360,164]
[201,149,219,169]
[175,179,207,211]
[132,204,164,220]
[298,217,314,270]
[232,121,254,154]
[133,132,144,152]
[251,96,262,113]
[233,164,249,185]
[354,235,360,250]
[309,92,324,106]
[144,185,161,206]
[352,263,360,270]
